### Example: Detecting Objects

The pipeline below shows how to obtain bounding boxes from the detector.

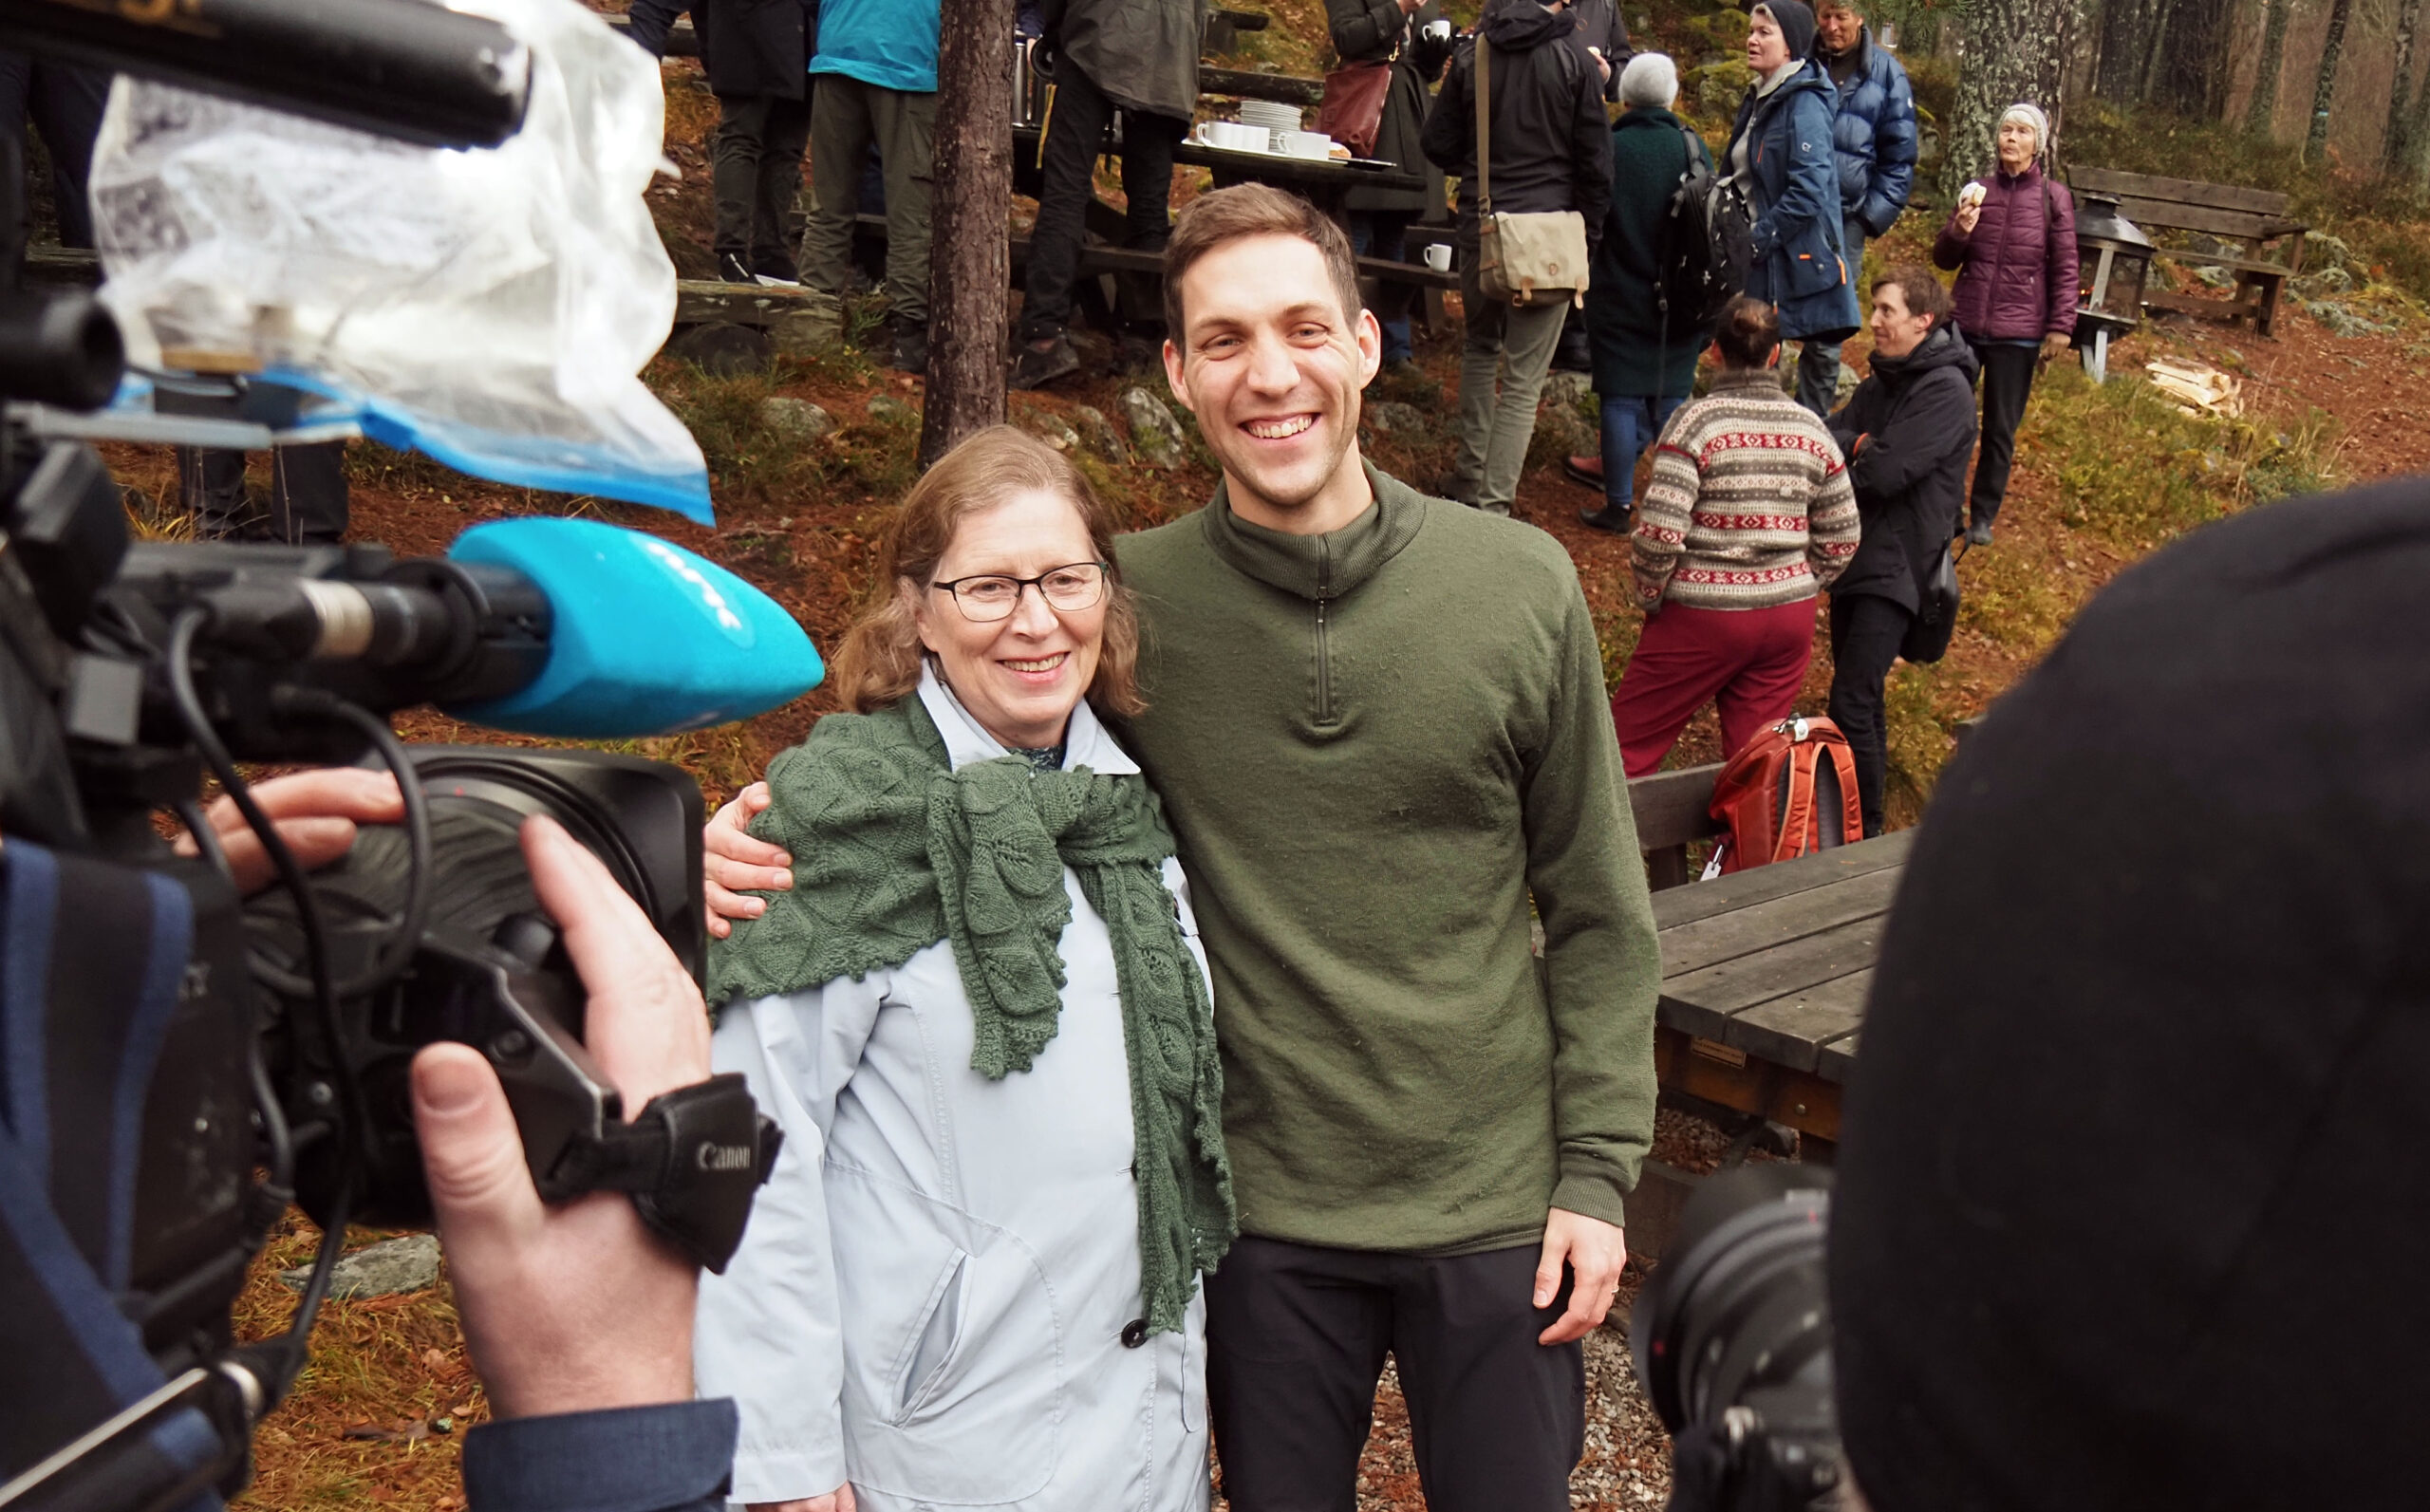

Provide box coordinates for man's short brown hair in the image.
[1873,265,1955,327]
[1162,183,1365,342]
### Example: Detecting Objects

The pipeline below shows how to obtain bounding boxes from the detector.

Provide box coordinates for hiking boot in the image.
[1116,332,1164,376]
[1578,504,1633,533]
[754,251,801,286]
[1561,453,1605,491]
[1966,519,1994,547]
[888,317,930,374]
[1010,333,1081,390]
[716,251,757,285]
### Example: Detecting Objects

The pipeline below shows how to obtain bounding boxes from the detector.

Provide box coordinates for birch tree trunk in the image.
[2246,0,2291,137]
[2303,0,2355,163]
[918,0,1015,470]
[1944,0,2074,204]
[2388,0,2424,174]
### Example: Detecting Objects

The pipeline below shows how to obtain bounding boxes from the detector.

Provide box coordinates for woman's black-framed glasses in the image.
[931,561,1110,622]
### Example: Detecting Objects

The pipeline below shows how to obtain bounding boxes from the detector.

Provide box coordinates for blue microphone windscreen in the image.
[439,518,823,737]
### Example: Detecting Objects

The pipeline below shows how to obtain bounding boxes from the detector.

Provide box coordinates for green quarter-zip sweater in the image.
[1110,462,1661,1254]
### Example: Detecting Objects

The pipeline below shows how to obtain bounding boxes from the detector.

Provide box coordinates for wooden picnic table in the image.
[1650,830,1913,1155]
[1013,123,1424,225]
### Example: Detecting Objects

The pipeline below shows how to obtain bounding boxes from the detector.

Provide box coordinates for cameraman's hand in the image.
[177,768,403,895]
[412,813,711,1420]
[1535,1207,1628,1345]
[704,781,791,938]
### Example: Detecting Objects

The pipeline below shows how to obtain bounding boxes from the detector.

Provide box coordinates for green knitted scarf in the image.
[704,696,1235,1333]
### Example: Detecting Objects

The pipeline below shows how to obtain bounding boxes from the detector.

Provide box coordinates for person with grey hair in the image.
[1571,51,1717,532]
[1932,100,2077,545]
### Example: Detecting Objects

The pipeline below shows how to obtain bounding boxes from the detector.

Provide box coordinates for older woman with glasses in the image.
[693,424,1235,1512]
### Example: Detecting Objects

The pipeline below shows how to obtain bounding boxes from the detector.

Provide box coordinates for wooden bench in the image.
[1628,761,1724,891]
[2068,166,2309,338]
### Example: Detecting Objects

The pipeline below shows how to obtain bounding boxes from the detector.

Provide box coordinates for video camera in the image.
[0,4,820,1508]
[1632,1165,1844,1512]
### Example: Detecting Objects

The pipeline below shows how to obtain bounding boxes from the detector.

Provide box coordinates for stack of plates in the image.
[1241,100,1301,133]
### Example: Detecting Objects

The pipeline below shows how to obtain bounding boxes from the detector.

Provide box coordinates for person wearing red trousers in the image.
[1610,296,1859,776]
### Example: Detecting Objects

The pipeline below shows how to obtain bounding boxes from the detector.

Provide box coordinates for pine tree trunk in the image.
[2388,0,2424,174]
[2304,0,2355,163]
[2246,0,2291,137]
[1944,0,2074,204]
[917,0,1015,470]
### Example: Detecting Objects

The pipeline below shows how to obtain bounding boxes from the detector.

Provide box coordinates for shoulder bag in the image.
[1316,58,1393,159]
[1900,539,1962,663]
[1471,30,1590,308]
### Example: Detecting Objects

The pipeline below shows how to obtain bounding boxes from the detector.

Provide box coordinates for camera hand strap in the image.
[540,1073,783,1276]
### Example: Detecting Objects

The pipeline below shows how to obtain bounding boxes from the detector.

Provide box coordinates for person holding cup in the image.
[1933,102,2077,547]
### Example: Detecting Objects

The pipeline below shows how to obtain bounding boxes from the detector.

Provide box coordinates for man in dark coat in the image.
[1327,0,1452,380]
[627,0,819,286]
[1011,0,1204,389]
[1547,0,1633,376]
[1823,265,1975,835]
[1793,0,1916,415]
[1422,0,1610,516]
[1573,52,1712,532]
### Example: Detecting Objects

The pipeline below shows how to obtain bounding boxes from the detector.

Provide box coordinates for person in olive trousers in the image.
[1326,0,1452,383]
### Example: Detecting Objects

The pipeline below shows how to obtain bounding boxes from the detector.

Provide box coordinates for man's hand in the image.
[176,768,403,895]
[750,1489,857,1512]
[2037,330,2071,369]
[412,814,713,1420]
[704,781,791,938]
[1398,0,1423,14]
[1588,45,1611,84]
[1534,1207,1628,1345]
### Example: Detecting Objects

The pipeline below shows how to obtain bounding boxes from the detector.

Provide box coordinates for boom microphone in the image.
[119,518,824,744]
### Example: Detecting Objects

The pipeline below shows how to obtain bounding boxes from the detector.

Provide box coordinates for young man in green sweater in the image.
[1125,183,1661,1510]
[700,183,1660,1509]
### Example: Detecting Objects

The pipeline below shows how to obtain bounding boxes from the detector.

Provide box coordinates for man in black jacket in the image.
[1422,0,1610,517]
[627,0,817,286]
[1823,265,1975,834]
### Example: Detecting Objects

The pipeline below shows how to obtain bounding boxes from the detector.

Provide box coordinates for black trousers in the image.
[710,91,812,271]
[1019,64,1184,342]
[1205,1237,1584,1512]
[1968,339,2040,531]
[178,442,349,546]
[1827,591,1911,838]
[0,51,110,254]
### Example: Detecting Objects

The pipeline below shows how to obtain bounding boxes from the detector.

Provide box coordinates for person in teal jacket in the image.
[1723,0,1860,410]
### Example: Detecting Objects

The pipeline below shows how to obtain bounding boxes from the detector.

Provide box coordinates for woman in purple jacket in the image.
[1933,103,2077,547]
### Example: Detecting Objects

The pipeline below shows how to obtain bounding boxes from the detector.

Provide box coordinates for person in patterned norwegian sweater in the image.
[1608,295,1859,777]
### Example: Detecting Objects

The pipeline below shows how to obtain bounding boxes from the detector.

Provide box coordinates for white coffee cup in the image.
[1280,130,1334,160]
[1422,243,1452,272]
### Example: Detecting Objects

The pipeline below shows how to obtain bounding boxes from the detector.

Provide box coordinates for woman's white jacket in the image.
[696,670,1213,1511]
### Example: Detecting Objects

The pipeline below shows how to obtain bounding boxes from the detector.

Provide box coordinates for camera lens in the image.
[1630,1164,1832,1433]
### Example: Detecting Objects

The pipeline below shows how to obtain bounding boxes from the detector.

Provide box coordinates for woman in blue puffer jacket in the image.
[1723,1,1861,360]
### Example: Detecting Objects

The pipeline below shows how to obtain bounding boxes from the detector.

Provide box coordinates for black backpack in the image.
[1654,124,1754,333]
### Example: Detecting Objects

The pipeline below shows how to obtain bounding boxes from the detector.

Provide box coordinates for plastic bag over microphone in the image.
[84,0,715,523]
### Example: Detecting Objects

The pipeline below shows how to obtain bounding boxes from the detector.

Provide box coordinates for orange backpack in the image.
[1703,717,1864,877]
